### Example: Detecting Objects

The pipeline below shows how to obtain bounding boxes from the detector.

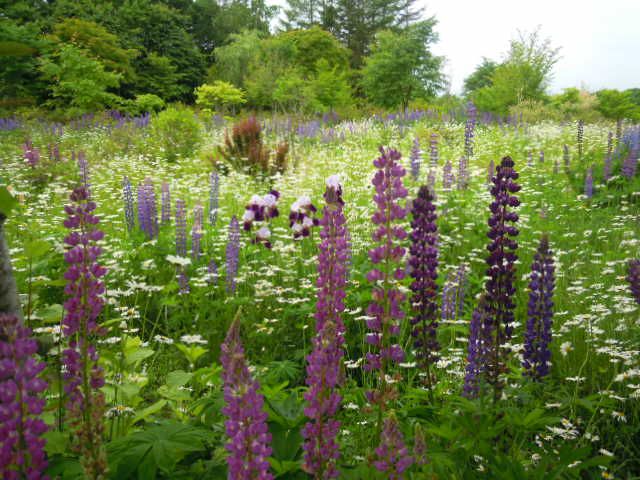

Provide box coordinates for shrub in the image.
[151,107,202,162]
[195,81,246,114]
[135,94,165,114]
[219,116,288,175]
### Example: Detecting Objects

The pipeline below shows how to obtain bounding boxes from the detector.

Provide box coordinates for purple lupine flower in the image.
[429,133,438,168]
[226,216,241,294]
[137,183,147,234]
[627,260,640,304]
[607,131,613,158]
[302,175,349,478]
[122,176,135,231]
[221,316,273,480]
[175,199,187,257]
[61,187,108,478]
[410,137,421,181]
[577,120,584,158]
[413,424,428,466]
[289,195,319,239]
[442,159,454,189]
[161,182,171,224]
[192,203,203,260]
[209,172,219,225]
[373,416,413,478]
[178,269,190,295]
[584,167,594,198]
[207,259,218,285]
[464,101,477,158]
[457,156,468,190]
[621,148,638,179]
[23,141,40,168]
[77,151,90,194]
[409,186,439,389]
[365,147,408,403]
[522,235,555,379]
[603,154,613,181]
[426,169,436,195]
[143,178,158,238]
[462,298,491,398]
[442,264,468,323]
[484,156,520,398]
[0,314,49,480]
[563,144,570,168]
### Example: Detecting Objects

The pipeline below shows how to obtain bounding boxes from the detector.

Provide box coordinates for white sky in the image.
[269,0,640,95]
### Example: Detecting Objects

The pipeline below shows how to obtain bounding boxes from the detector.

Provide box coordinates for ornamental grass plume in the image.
[364,147,408,399]
[522,235,555,379]
[373,416,413,479]
[302,175,349,479]
[221,314,273,480]
[0,313,49,480]
[409,186,439,390]
[484,156,520,400]
[627,260,640,304]
[226,216,241,294]
[61,186,108,479]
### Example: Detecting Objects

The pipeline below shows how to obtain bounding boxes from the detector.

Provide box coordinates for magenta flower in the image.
[221,317,273,480]
[302,176,349,478]
[0,314,49,480]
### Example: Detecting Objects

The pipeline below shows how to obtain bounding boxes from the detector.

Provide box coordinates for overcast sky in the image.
[270,0,640,95]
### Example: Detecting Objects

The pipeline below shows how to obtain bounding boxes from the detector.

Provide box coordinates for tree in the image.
[278,26,350,75]
[471,28,560,115]
[39,43,121,115]
[596,89,639,121]
[307,58,352,112]
[211,30,264,89]
[361,20,443,110]
[134,53,183,102]
[463,58,498,96]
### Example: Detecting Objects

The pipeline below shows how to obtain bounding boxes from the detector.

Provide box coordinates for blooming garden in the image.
[1,107,639,479]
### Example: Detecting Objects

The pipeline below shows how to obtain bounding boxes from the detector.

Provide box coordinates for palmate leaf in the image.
[107,422,213,479]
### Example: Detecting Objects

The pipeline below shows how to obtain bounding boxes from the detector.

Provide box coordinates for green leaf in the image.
[0,185,17,217]
[166,370,193,388]
[43,430,69,456]
[24,239,51,259]
[131,400,167,425]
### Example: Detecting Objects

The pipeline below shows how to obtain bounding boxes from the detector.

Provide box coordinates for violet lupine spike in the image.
[226,216,241,294]
[0,314,49,480]
[464,101,477,158]
[603,154,613,181]
[192,203,203,260]
[23,140,40,168]
[607,132,613,158]
[137,183,147,235]
[462,298,491,398]
[429,133,438,168]
[178,268,190,295]
[522,235,555,380]
[442,159,454,189]
[122,176,135,231]
[410,137,421,181]
[161,182,171,224]
[221,315,273,480]
[61,186,108,478]
[302,175,349,479]
[207,259,218,286]
[77,151,90,194]
[409,186,439,389]
[627,260,640,304]
[143,178,158,239]
[487,159,495,186]
[457,156,468,190]
[584,167,594,199]
[484,156,520,398]
[373,416,413,478]
[365,147,408,405]
[175,199,187,257]
[209,171,219,225]
[621,148,638,179]
[426,169,436,196]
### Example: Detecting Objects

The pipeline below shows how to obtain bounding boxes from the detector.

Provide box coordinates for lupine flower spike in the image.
[627,260,640,304]
[221,313,273,480]
[0,314,49,480]
[522,235,555,379]
[302,175,349,478]
[62,186,108,478]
